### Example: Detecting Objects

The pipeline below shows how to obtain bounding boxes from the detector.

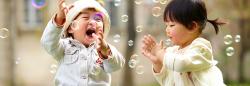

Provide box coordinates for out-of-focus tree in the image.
[231,0,250,83]
[216,0,250,83]
[2,0,16,85]
[122,0,136,86]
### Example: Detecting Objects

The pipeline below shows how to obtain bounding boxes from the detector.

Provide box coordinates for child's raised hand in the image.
[55,0,74,26]
[93,31,110,59]
[142,35,166,72]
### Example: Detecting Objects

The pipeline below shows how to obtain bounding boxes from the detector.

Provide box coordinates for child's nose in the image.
[88,19,97,27]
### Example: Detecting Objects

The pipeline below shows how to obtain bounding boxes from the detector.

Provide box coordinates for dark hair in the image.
[163,0,225,34]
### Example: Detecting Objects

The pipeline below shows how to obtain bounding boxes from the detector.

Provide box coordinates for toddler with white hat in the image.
[41,0,125,85]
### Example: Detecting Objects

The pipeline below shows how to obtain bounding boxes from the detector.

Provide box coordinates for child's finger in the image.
[159,40,163,48]
[148,35,156,45]
[64,4,74,14]
[145,35,156,48]
[92,33,98,39]
[97,30,104,39]
[92,33,101,47]
[143,36,150,45]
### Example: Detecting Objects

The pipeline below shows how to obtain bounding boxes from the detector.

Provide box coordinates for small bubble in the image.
[131,54,139,59]
[15,61,19,64]
[121,15,128,22]
[15,57,21,65]
[128,40,134,46]
[31,0,47,9]
[0,28,9,39]
[135,0,143,5]
[50,64,58,74]
[50,70,56,74]
[136,25,143,32]
[224,35,233,45]
[135,65,144,75]
[226,47,234,56]
[152,0,159,3]
[235,35,241,43]
[152,7,162,17]
[165,39,172,46]
[113,34,121,43]
[128,59,137,68]
[114,0,121,6]
[159,0,168,4]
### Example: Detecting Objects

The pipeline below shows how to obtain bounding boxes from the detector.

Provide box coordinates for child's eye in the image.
[169,25,175,27]
[93,16,102,22]
[83,17,89,19]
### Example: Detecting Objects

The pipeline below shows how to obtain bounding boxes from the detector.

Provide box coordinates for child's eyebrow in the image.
[78,12,90,15]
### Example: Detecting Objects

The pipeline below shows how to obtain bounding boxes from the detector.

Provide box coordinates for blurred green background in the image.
[0,0,250,86]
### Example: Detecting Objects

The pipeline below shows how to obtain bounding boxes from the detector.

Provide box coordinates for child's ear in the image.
[190,21,200,33]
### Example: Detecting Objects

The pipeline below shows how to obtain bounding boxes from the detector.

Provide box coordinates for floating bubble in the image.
[90,64,101,76]
[50,70,56,74]
[50,64,58,74]
[159,0,168,4]
[131,54,139,59]
[224,35,233,45]
[113,34,120,43]
[114,0,121,6]
[31,0,46,9]
[152,7,162,17]
[152,0,160,3]
[226,47,234,56]
[15,57,21,65]
[128,40,134,46]
[165,39,172,46]
[235,35,241,43]
[0,28,9,39]
[135,65,144,75]
[121,15,128,22]
[135,0,143,5]
[136,25,143,32]
[128,59,137,68]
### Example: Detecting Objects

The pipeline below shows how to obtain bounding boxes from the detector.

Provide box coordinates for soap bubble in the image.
[135,0,143,5]
[135,65,144,75]
[136,25,143,32]
[128,40,134,46]
[114,0,121,6]
[226,47,234,56]
[121,15,128,22]
[235,35,241,43]
[0,28,9,39]
[31,0,47,9]
[113,34,121,43]
[152,7,162,17]
[224,35,233,45]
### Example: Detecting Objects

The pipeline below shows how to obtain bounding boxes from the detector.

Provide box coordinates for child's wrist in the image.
[153,63,163,73]
[98,45,111,59]
[54,14,66,26]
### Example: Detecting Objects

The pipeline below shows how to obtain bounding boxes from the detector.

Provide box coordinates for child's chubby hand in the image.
[55,0,74,26]
[93,31,111,59]
[142,35,166,72]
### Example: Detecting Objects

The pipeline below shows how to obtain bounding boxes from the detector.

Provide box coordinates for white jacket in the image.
[153,37,226,86]
[41,20,125,86]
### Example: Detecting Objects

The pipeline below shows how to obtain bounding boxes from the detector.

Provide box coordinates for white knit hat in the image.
[62,0,110,38]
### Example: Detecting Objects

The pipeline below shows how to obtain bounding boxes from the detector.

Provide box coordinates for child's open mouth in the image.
[86,29,96,37]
